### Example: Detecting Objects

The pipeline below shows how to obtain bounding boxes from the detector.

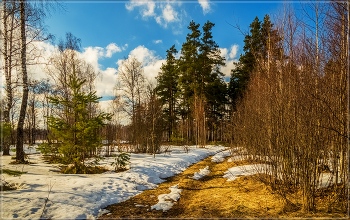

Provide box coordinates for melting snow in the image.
[223,164,339,189]
[191,166,210,180]
[1,144,226,219]
[211,149,231,163]
[223,164,271,181]
[151,184,182,212]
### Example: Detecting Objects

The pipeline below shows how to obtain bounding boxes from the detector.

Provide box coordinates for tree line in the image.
[1,0,58,162]
[1,1,348,212]
[229,2,348,213]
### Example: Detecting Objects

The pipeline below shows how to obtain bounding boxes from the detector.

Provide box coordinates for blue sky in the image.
[40,1,288,100]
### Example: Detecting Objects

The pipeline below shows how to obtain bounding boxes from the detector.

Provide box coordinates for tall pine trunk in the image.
[16,0,28,162]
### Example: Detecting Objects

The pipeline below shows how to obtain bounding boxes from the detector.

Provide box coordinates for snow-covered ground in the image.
[223,164,271,181]
[191,166,210,180]
[211,149,231,163]
[151,184,182,212]
[223,164,338,189]
[1,145,226,219]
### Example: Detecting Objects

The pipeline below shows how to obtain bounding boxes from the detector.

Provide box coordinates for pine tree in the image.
[228,16,262,111]
[228,15,283,111]
[155,45,179,141]
[46,67,112,173]
[178,20,201,108]
[178,20,201,143]
[199,21,227,143]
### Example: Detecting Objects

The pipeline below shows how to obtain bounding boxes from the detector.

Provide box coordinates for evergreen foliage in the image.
[228,15,281,110]
[228,17,261,110]
[111,150,130,172]
[1,122,11,143]
[155,20,227,144]
[43,66,112,173]
[178,20,202,115]
[156,45,179,140]
[2,169,27,177]
[199,21,227,119]
[0,109,11,151]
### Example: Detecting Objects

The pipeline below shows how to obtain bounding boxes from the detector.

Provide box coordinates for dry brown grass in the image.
[99,155,348,219]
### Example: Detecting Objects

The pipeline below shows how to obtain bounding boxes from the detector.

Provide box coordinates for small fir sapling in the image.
[111,150,130,172]
[44,66,112,173]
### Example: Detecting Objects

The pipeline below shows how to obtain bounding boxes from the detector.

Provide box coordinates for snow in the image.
[227,155,245,162]
[1,144,226,219]
[223,164,271,181]
[191,166,210,180]
[223,163,339,189]
[151,184,183,212]
[317,172,343,189]
[211,149,231,163]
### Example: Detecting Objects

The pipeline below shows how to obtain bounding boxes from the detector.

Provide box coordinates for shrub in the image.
[111,150,130,172]
[2,169,27,176]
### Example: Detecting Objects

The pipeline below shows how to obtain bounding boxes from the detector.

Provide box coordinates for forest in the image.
[1,0,349,218]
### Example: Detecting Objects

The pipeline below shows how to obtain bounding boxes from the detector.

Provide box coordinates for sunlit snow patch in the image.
[97,209,110,217]
[1,145,226,219]
[151,184,182,212]
[224,164,340,189]
[223,164,271,181]
[211,150,231,163]
[191,166,210,180]
[227,155,245,162]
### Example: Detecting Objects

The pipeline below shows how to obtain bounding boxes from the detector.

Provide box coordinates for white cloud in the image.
[219,45,240,77]
[122,44,128,50]
[126,1,156,18]
[24,41,123,97]
[220,61,236,77]
[99,100,113,112]
[153,40,162,44]
[142,2,156,17]
[199,0,210,15]
[25,42,57,81]
[229,44,239,59]
[79,43,125,73]
[162,4,178,22]
[125,0,144,11]
[117,45,166,81]
[129,45,157,66]
[144,59,165,81]
[105,43,122,58]
[80,46,104,72]
[219,48,228,59]
[79,45,123,96]
[96,67,118,97]
[125,1,184,31]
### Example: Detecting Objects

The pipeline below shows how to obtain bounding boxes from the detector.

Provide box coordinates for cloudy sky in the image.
[34,1,284,101]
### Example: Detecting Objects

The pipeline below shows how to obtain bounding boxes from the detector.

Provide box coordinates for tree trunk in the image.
[2,0,11,155]
[16,0,28,162]
[32,102,36,144]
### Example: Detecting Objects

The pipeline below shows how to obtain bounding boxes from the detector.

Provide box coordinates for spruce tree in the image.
[199,21,227,116]
[228,16,262,110]
[228,15,282,111]
[178,20,201,143]
[178,20,201,112]
[156,45,179,140]
[199,21,227,142]
[46,67,111,173]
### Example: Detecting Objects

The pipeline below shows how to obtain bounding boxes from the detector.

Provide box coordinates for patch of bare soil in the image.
[100,154,348,219]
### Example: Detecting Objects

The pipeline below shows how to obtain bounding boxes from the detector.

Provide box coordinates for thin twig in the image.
[40,180,55,219]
